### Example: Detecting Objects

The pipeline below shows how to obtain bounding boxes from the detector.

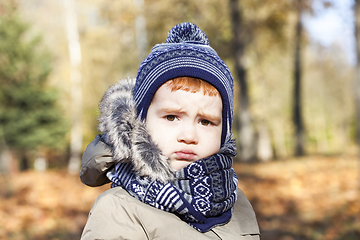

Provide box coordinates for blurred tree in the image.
[230,0,293,161]
[302,42,353,154]
[230,0,257,162]
[354,0,360,189]
[133,0,148,64]
[0,2,68,171]
[292,0,305,156]
[63,0,83,174]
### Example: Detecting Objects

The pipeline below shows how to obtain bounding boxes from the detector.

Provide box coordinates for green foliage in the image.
[0,6,68,151]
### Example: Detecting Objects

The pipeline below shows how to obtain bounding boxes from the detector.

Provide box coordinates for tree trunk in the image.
[292,0,305,156]
[229,0,256,162]
[0,144,13,197]
[257,123,273,162]
[133,0,148,64]
[354,0,360,190]
[63,0,83,174]
[34,151,47,172]
[0,125,10,174]
[19,151,29,171]
[0,148,11,173]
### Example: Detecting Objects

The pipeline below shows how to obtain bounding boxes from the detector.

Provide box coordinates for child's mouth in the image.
[174,150,196,160]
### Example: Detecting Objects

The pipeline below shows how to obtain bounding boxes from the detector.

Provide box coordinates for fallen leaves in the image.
[0,155,358,240]
[234,155,360,240]
[0,170,109,240]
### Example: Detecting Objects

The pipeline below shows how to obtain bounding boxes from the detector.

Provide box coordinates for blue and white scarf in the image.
[106,153,238,233]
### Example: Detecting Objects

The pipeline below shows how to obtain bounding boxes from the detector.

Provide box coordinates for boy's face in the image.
[146,83,222,171]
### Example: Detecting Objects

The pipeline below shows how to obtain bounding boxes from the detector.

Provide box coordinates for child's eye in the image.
[200,119,211,126]
[165,115,177,121]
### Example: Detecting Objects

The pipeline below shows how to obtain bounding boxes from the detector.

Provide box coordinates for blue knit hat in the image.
[133,22,234,145]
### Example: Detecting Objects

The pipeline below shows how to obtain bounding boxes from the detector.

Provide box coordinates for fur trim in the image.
[98,79,174,183]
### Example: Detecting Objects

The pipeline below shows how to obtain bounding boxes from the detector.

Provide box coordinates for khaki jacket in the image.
[80,136,260,239]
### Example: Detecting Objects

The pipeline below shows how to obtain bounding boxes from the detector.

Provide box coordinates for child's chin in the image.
[170,160,193,171]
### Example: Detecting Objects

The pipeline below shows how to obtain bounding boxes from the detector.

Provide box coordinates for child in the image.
[80,22,260,239]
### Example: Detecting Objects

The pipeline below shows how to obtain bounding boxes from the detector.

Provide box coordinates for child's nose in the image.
[177,123,198,145]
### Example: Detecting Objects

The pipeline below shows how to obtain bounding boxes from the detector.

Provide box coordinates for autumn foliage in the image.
[0,155,359,240]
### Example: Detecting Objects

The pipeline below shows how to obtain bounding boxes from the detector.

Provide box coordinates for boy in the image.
[80,22,260,239]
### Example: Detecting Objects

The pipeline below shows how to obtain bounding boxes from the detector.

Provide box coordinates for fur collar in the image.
[98,79,236,183]
[98,79,175,182]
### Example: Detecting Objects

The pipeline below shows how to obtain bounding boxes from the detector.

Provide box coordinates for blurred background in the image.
[0,0,359,239]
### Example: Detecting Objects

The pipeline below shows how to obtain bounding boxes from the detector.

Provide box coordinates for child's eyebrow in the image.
[201,114,221,124]
[198,110,222,124]
[160,107,184,113]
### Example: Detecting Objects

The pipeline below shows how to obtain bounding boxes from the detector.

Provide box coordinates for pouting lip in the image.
[174,150,197,160]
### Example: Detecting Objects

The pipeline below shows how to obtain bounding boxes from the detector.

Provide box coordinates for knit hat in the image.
[133,22,234,145]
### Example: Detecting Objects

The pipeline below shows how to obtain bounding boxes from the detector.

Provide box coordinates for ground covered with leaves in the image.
[235,155,360,240]
[0,155,359,240]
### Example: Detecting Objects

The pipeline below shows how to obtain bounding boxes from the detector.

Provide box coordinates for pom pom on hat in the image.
[166,22,209,45]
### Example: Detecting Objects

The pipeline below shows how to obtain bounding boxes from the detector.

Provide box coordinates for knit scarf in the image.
[106,152,238,233]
